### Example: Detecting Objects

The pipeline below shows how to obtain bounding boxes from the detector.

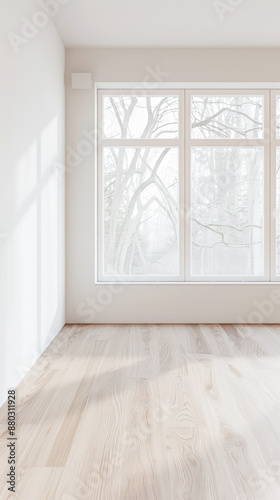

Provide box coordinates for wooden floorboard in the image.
[1,324,280,499]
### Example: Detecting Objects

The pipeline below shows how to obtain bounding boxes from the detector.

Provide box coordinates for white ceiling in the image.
[54,0,280,48]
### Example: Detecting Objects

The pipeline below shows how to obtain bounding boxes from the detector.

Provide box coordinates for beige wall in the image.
[66,48,280,83]
[65,48,280,324]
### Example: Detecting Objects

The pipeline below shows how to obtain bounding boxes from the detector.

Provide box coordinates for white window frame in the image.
[97,89,185,282]
[96,87,278,284]
[186,89,270,282]
[271,90,280,281]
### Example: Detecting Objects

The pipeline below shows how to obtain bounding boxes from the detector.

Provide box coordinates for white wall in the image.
[65,48,280,324]
[0,1,65,406]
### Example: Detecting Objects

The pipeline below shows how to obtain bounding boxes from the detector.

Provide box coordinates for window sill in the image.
[94,281,280,285]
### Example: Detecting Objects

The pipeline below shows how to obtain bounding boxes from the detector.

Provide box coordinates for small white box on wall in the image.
[71,73,93,89]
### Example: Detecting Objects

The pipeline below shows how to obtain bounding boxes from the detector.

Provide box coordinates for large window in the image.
[97,89,278,282]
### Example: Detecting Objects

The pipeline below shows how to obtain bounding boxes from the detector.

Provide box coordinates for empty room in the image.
[1,0,280,498]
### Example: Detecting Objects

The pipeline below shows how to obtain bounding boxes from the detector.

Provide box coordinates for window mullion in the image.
[184,90,191,281]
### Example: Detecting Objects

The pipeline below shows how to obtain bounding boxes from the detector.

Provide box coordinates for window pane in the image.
[277,148,280,275]
[276,96,280,139]
[191,95,264,140]
[191,147,264,276]
[103,147,179,276]
[103,95,179,139]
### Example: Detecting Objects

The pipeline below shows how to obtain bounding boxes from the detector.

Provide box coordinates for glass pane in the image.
[191,95,264,140]
[103,147,179,276]
[277,148,280,275]
[103,95,179,139]
[276,96,280,139]
[191,147,264,276]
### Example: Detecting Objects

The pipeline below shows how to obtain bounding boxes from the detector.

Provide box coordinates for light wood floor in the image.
[1,324,280,499]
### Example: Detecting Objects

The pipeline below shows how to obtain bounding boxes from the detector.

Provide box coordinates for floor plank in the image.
[0,467,63,500]
[1,324,280,499]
